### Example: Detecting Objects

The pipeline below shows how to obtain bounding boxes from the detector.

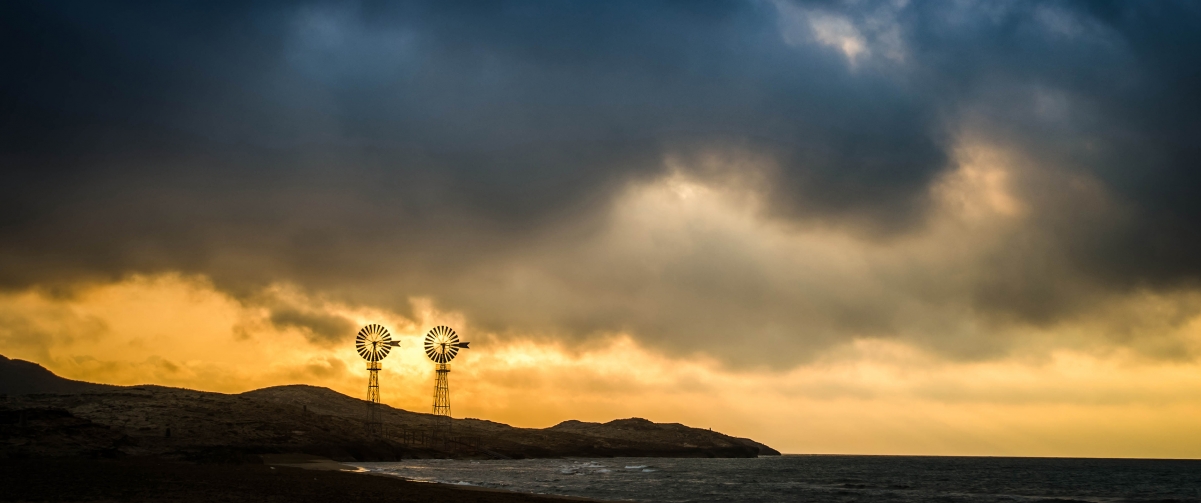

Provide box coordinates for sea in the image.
[354,455,1201,503]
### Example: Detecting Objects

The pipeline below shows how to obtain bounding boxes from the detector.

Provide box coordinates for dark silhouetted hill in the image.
[550,418,780,456]
[1,355,779,460]
[0,355,117,395]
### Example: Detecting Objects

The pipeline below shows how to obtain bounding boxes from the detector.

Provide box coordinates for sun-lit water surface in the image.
[354,455,1201,502]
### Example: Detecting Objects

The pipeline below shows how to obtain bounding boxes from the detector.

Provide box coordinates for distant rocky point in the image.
[0,355,779,461]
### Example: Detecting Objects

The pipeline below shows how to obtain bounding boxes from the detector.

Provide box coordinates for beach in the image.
[0,457,585,503]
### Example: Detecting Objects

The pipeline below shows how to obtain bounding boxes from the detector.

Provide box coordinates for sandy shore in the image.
[0,457,593,503]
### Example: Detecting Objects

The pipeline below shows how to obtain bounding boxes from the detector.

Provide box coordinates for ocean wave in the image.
[353,457,1201,503]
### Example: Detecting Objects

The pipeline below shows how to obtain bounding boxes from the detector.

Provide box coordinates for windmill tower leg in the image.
[367,362,382,436]
[432,363,451,443]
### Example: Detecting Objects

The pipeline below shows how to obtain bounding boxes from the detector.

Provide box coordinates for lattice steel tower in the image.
[433,363,451,417]
[424,326,469,440]
[355,324,399,436]
[366,360,382,428]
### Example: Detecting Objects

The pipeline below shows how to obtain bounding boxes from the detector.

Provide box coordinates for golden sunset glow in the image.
[6,272,1201,457]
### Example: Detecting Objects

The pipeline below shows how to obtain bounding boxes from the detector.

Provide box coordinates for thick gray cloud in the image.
[2,0,1200,365]
[268,307,354,345]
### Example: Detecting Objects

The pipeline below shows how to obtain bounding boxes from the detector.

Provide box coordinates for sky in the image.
[3,0,1201,457]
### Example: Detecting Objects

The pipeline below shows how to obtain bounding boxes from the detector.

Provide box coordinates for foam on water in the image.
[354,456,1201,503]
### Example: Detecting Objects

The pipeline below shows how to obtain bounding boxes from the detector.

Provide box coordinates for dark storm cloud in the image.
[2,0,1201,363]
[905,0,1201,288]
[0,1,940,246]
[268,308,354,345]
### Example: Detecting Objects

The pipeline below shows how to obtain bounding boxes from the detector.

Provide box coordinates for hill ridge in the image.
[1,355,779,460]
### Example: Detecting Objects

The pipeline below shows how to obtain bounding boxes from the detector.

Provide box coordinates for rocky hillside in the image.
[1,355,779,460]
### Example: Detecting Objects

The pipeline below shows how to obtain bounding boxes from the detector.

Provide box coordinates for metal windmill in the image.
[424,325,469,439]
[355,324,400,436]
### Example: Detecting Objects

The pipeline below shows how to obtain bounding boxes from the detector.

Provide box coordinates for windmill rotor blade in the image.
[356,323,395,362]
[422,326,461,363]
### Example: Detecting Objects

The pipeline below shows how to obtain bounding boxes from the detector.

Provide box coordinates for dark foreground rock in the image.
[0,457,584,503]
[1,354,779,461]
